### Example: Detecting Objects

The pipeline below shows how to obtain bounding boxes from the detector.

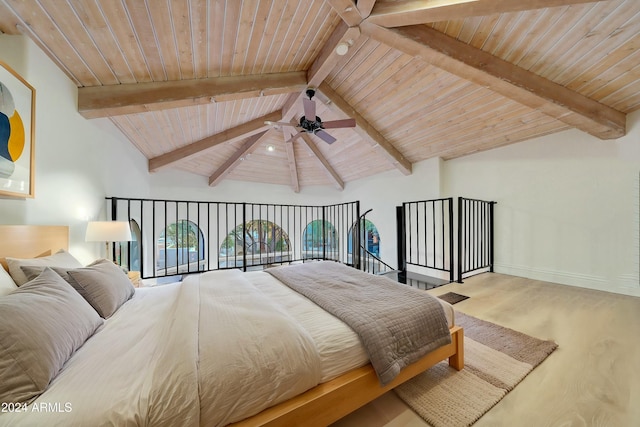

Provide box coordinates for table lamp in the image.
[85,221,132,262]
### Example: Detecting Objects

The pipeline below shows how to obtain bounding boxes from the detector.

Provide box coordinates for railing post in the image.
[457,197,463,283]
[322,206,326,260]
[396,205,406,277]
[110,198,117,262]
[355,202,361,270]
[242,203,247,272]
[489,201,496,273]
[448,198,454,283]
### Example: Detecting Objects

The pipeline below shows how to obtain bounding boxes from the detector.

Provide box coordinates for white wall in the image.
[0,35,150,264]
[443,111,640,297]
[339,158,443,267]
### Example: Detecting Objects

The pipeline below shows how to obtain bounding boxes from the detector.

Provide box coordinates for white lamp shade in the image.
[85,221,132,242]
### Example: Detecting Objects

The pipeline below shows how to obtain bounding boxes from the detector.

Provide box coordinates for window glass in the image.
[156,220,204,274]
[302,220,338,259]
[219,220,291,268]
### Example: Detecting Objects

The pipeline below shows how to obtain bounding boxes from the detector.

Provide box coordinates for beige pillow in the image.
[0,267,18,296]
[64,259,135,318]
[0,268,103,404]
[6,249,83,286]
[20,265,72,283]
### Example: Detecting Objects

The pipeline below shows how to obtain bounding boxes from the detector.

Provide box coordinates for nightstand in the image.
[127,271,142,287]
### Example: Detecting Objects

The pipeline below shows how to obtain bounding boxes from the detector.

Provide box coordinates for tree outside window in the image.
[219,220,290,267]
[157,220,204,272]
[302,220,338,258]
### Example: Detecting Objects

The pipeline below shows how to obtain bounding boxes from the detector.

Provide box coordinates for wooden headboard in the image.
[0,225,70,271]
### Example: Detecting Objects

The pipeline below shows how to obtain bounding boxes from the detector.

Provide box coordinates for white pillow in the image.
[6,249,83,286]
[0,267,18,296]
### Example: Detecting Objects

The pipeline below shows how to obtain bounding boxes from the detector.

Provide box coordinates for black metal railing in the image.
[361,247,395,275]
[457,197,496,283]
[106,197,361,279]
[354,209,395,275]
[397,198,455,283]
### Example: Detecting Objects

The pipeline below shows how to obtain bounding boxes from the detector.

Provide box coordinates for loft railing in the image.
[106,197,360,279]
[457,197,496,282]
[360,246,395,275]
[352,209,395,275]
[396,196,496,286]
[397,198,455,283]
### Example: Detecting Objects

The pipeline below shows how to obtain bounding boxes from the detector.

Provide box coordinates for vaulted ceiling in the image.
[1,0,638,191]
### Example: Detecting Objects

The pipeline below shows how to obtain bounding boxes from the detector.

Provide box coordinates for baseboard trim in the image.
[493,263,640,297]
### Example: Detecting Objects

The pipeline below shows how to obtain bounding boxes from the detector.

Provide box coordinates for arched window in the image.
[348,219,381,257]
[118,220,141,272]
[302,220,338,259]
[219,220,291,268]
[156,220,205,274]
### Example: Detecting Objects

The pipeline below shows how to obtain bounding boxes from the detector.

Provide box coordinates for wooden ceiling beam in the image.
[282,127,301,193]
[307,22,361,89]
[208,131,270,186]
[149,110,281,172]
[325,0,364,26]
[282,21,361,121]
[356,0,378,19]
[360,22,626,139]
[297,130,345,191]
[317,82,412,175]
[78,71,307,119]
[367,0,604,28]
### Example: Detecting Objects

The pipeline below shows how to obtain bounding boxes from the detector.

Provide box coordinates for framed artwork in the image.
[0,61,35,198]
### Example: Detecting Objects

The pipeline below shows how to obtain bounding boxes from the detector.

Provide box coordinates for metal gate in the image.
[397,197,496,286]
[397,198,455,283]
[457,197,496,283]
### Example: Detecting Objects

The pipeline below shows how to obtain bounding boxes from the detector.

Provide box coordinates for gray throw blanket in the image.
[266,261,452,386]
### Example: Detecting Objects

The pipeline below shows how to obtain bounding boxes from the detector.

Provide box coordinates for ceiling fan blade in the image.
[265,121,297,127]
[321,118,356,129]
[303,97,316,120]
[285,131,304,144]
[315,130,337,144]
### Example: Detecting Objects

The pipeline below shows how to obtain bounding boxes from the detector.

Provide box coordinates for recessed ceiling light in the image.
[266,144,275,152]
[336,42,349,56]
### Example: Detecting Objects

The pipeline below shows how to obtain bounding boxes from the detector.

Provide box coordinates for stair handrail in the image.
[353,208,395,274]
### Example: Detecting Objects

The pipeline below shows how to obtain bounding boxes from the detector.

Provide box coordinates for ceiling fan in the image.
[266,88,356,144]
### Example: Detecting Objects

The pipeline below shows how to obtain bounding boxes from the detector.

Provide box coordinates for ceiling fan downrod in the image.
[306,88,316,100]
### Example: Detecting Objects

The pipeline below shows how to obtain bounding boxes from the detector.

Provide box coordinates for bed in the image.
[0,225,464,427]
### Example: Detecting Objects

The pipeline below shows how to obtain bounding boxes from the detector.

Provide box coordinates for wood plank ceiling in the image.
[1,0,638,191]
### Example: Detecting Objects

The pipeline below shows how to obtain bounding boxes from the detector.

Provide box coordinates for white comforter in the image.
[194,270,321,425]
[0,268,454,427]
[0,270,321,427]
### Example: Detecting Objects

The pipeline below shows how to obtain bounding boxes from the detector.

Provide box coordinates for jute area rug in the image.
[395,312,558,427]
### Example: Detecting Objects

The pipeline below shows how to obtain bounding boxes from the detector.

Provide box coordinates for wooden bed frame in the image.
[231,327,464,426]
[0,225,464,427]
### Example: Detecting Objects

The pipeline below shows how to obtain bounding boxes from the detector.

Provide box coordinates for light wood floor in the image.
[332,273,640,427]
